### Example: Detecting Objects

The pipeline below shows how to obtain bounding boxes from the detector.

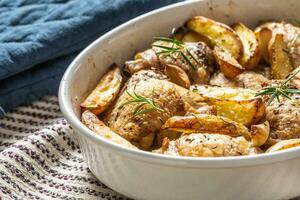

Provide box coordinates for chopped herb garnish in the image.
[118,85,164,116]
[153,37,197,70]
[255,68,300,106]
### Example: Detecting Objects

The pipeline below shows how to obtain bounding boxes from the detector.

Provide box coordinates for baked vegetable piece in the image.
[81,110,137,149]
[81,65,122,115]
[161,114,251,139]
[182,31,213,47]
[232,23,261,69]
[268,33,294,79]
[256,22,300,68]
[266,139,300,153]
[213,46,245,78]
[185,16,243,60]
[254,26,272,63]
[191,85,266,125]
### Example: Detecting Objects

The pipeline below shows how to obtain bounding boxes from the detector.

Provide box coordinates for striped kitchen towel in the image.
[0,96,128,200]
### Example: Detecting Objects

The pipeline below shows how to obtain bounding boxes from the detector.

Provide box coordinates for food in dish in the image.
[80,16,300,157]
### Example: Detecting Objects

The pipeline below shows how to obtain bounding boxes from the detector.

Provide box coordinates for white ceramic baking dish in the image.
[59,0,300,199]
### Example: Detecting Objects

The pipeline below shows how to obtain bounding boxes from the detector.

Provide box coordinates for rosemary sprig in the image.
[255,68,300,106]
[152,37,197,70]
[118,86,164,116]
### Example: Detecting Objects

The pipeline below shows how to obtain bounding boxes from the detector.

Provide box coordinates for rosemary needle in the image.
[255,68,300,106]
[118,86,163,116]
[152,37,197,70]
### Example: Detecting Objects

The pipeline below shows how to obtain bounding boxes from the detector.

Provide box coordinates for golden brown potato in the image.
[185,16,243,60]
[161,114,251,139]
[213,46,245,78]
[266,139,300,153]
[250,121,270,147]
[268,33,294,79]
[182,31,213,47]
[256,22,300,68]
[191,85,266,126]
[232,23,261,69]
[254,27,272,63]
[81,65,122,115]
[164,64,190,88]
[81,110,137,149]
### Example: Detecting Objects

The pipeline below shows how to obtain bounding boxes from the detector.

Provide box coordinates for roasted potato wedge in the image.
[213,46,245,78]
[191,85,266,126]
[256,22,300,68]
[165,64,190,88]
[162,114,251,139]
[182,31,213,47]
[268,33,294,79]
[232,23,261,69]
[81,110,137,149]
[250,121,270,147]
[254,27,272,63]
[266,139,300,153]
[185,16,243,60]
[81,65,122,115]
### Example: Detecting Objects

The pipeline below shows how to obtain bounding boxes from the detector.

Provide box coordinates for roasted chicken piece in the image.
[104,70,186,150]
[124,49,162,74]
[154,133,259,157]
[266,95,300,140]
[209,69,270,90]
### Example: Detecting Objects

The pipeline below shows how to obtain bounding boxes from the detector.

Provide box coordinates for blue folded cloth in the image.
[0,0,182,116]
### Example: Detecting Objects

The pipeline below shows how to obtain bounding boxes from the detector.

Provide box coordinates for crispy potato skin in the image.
[268,33,294,79]
[254,27,272,63]
[185,16,243,60]
[266,139,300,153]
[232,23,261,69]
[182,31,213,47]
[81,110,137,149]
[213,46,244,78]
[162,114,251,139]
[191,85,266,125]
[154,133,256,157]
[257,22,300,68]
[80,65,122,115]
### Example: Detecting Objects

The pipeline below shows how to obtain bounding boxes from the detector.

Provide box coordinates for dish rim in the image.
[58,0,300,168]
